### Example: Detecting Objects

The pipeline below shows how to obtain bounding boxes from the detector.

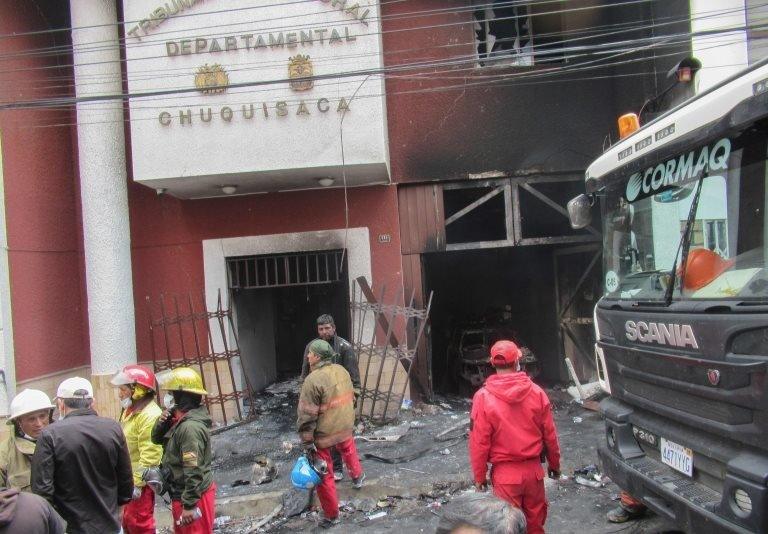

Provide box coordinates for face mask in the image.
[163,393,175,409]
[120,397,133,409]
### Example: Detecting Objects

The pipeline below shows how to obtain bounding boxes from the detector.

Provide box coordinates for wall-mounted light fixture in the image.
[317,177,335,187]
[221,185,237,195]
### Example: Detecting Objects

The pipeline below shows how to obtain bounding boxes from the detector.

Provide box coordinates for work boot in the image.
[352,472,366,489]
[333,471,344,482]
[319,517,340,529]
[606,505,645,523]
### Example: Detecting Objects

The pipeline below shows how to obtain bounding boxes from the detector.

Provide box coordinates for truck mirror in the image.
[567,194,593,229]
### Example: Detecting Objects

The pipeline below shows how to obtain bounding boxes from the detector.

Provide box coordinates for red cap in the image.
[489,340,522,367]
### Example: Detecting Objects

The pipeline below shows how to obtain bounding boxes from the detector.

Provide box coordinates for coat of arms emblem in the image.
[194,64,229,94]
[288,55,313,91]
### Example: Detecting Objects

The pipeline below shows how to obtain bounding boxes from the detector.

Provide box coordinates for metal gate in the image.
[145,290,255,426]
[554,244,602,381]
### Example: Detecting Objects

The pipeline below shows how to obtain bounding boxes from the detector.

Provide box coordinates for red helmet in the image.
[679,248,735,291]
[489,340,522,367]
[110,365,156,391]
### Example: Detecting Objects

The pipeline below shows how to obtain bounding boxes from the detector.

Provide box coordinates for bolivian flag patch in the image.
[182,451,198,467]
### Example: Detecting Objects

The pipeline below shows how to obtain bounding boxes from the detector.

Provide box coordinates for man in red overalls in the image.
[469,340,561,534]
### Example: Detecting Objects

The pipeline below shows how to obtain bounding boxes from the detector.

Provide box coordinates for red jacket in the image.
[469,372,561,485]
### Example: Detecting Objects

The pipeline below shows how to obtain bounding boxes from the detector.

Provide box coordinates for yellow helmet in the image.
[156,367,208,396]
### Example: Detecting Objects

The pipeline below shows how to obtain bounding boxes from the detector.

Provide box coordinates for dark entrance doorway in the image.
[229,250,349,392]
[423,244,601,396]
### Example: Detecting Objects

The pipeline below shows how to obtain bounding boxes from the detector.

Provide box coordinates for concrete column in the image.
[70,1,135,419]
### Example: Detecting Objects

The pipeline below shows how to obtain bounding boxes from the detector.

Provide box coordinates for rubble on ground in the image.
[195,380,667,533]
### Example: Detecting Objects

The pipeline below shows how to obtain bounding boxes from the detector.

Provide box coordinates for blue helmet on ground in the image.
[291,455,322,490]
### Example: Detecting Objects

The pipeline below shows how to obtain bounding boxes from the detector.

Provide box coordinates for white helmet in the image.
[8,389,55,422]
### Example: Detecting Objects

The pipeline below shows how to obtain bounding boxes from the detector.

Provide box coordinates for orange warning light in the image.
[618,113,640,140]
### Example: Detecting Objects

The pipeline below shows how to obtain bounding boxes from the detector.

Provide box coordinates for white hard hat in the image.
[8,389,55,422]
[56,377,93,400]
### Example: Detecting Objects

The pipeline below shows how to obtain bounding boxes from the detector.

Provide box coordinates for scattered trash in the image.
[367,511,387,521]
[435,417,470,442]
[440,449,451,455]
[359,421,411,442]
[575,476,603,488]
[213,515,231,527]
[450,415,459,420]
[251,455,278,485]
[573,464,604,488]
[427,502,442,511]
[416,404,442,416]
[401,399,413,410]
[376,499,390,509]
[409,421,425,429]
[351,497,378,513]
[440,402,452,410]
[282,487,313,518]
[572,416,583,424]
[231,479,250,487]
[281,440,294,455]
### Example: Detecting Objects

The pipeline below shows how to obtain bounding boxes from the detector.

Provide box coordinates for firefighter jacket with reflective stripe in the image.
[0,433,35,491]
[297,360,355,449]
[152,406,213,510]
[469,372,561,485]
[120,399,163,487]
[300,336,361,396]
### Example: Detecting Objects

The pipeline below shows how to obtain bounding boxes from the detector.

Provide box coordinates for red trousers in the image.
[620,491,646,512]
[171,483,216,534]
[492,470,547,534]
[123,486,156,534]
[315,438,363,519]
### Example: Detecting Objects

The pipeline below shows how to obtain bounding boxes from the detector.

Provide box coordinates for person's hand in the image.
[302,442,317,454]
[132,487,142,500]
[548,468,561,479]
[158,409,171,423]
[474,481,488,492]
[179,508,198,525]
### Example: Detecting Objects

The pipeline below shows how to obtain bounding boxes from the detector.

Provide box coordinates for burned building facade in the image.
[0,0,751,416]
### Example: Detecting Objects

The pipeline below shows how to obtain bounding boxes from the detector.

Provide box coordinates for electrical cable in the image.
[1,20,757,113]
[0,0,673,75]
[0,1,753,96]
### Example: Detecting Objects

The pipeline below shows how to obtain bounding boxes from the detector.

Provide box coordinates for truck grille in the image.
[623,378,753,424]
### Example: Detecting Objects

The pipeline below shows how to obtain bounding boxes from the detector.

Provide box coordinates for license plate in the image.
[660,437,693,477]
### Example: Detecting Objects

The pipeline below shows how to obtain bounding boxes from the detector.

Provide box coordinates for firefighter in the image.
[151,367,215,534]
[297,339,365,529]
[469,340,561,534]
[300,313,361,481]
[0,389,54,491]
[111,365,163,534]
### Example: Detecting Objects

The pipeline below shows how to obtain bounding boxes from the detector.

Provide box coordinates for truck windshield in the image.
[601,123,768,302]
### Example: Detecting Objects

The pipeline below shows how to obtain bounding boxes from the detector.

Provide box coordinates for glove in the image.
[548,468,561,479]
[474,480,488,492]
[132,487,142,500]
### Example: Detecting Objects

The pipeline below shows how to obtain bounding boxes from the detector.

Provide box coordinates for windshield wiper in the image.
[664,177,706,306]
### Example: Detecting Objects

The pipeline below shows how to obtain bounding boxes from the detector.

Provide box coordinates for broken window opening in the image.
[473,0,564,67]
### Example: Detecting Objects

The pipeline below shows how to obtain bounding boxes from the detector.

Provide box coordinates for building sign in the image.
[123,0,389,198]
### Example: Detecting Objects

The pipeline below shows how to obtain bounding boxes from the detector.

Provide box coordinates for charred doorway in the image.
[228,250,349,392]
[408,176,602,397]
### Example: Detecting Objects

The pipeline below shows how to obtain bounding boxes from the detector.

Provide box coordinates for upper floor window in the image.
[473,0,564,67]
